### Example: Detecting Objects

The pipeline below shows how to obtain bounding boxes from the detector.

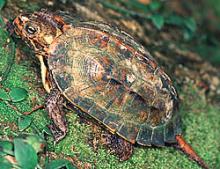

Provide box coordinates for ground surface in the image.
[0,0,220,169]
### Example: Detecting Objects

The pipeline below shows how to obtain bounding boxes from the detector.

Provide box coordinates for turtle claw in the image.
[48,124,67,143]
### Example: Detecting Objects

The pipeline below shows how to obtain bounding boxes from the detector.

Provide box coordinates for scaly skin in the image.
[46,89,68,142]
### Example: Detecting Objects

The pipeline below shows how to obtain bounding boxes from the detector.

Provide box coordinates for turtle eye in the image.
[25,24,37,35]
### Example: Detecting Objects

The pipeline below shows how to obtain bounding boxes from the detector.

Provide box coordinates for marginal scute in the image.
[164,120,176,143]
[136,124,152,146]
[89,105,108,122]
[152,126,165,146]
[48,21,181,146]
[117,123,139,144]
[77,97,94,112]
[103,114,122,132]
[174,116,182,135]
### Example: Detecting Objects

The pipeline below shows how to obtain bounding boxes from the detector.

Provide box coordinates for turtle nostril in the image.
[18,17,23,24]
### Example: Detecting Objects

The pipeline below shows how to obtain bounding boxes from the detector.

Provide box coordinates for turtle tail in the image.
[175,135,209,169]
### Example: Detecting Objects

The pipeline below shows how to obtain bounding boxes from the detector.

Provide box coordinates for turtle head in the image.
[13,10,69,56]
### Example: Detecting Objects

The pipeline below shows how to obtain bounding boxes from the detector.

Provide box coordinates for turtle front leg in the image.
[46,89,68,142]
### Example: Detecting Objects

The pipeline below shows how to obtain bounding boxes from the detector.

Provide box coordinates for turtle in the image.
[12,9,208,169]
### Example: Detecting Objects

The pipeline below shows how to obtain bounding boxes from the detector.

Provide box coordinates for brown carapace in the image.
[12,9,209,169]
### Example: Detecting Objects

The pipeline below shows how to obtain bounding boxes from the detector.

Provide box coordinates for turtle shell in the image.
[47,21,182,146]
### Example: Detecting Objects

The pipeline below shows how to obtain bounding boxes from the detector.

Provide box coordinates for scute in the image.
[47,21,181,146]
[136,124,152,146]
[152,126,165,146]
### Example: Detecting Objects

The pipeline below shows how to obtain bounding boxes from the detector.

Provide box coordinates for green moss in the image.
[53,85,220,169]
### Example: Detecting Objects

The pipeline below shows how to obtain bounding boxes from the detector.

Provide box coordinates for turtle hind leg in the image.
[46,89,68,142]
[101,132,133,161]
[175,135,209,169]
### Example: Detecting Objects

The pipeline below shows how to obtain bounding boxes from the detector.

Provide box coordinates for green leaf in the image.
[184,17,197,32]
[9,87,28,102]
[0,157,13,169]
[0,141,13,155]
[166,15,184,26]
[45,159,77,169]
[0,88,10,101]
[0,0,6,10]
[0,162,13,169]
[149,14,164,30]
[66,163,78,169]
[148,1,161,11]
[183,28,194,40]
[41,125,52,136]
[18,115,33,131]
[126,0,149,12]
[14,138,38,169]
[25,135,45,153]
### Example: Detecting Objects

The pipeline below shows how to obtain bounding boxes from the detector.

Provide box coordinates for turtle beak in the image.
[13,16,23,37]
